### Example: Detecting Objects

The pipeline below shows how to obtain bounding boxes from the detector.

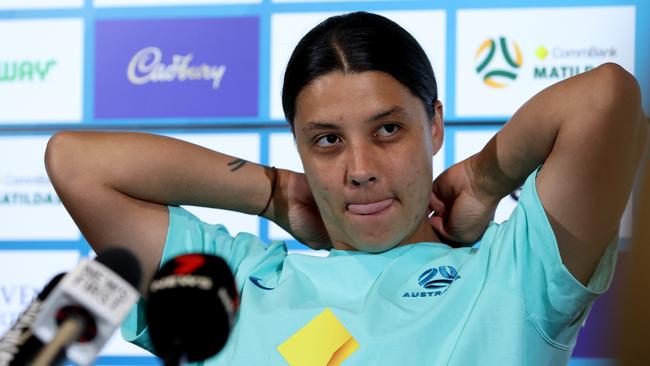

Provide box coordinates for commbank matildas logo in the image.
[474,36,523,88]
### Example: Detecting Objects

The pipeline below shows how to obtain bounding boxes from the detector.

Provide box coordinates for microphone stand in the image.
[31,314,86,366]
[163,339,186,366]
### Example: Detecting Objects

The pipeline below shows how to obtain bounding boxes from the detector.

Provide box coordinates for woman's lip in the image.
[346,198,394,215]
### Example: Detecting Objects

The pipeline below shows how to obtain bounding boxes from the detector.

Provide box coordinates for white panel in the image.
[0,19,83,123]
[164,133,261,236]
[0,136,81,240]
[270,10,446,120]
[269,219,294,241]
[95,0,260,6]
[456,6,635,117]
[0,251,80,333]
[269,133,303,172]
[0,0,82,9]
[453,130,496,162]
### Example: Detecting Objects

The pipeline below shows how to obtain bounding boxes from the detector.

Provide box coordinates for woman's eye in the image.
[376,123,401,137]
[315,134,341,147]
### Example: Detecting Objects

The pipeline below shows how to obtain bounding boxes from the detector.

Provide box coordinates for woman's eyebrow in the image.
[302,106,407,133]
[302,122,341,133]
[368,106,406,122]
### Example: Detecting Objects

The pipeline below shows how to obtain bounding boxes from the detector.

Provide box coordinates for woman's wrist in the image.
[468,139,519,206]
[257,166,277,217]
[259,167,289,223]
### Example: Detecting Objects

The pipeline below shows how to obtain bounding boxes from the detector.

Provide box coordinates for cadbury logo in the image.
[127,46,226,89]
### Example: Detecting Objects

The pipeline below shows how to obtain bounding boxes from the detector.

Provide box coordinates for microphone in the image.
[147,254,239,366]
[30,247,142,366]
[0,273,66,366]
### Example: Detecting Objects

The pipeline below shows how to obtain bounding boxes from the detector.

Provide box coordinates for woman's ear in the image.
[430,100,444,155]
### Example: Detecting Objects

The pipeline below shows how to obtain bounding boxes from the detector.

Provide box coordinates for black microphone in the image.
[0,273,66,366]
[30,247,142,366]
[147,254,239,366]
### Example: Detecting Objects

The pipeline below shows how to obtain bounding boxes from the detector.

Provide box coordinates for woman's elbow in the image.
[45,131,87,190]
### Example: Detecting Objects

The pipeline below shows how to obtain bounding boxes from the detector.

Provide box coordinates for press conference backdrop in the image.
[0,0,647,364]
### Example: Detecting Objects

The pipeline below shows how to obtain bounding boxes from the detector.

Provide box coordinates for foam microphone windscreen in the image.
[94,247,142,289]
[147,254,239,365]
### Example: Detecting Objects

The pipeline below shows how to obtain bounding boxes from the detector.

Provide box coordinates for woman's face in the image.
[293,70,444,252]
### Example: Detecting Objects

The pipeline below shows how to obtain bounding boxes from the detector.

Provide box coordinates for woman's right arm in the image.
[45,131,276,288]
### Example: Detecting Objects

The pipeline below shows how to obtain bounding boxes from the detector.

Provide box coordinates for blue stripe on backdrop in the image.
[0,9,83,19]
[83,0,94,121]
[259,129,271,242]
[0,242,84,251]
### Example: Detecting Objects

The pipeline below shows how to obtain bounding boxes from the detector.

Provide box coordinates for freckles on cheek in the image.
[406,176,417,188]
[317,185,336,210]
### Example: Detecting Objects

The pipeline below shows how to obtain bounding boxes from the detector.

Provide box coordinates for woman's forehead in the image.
[293,71,423,129]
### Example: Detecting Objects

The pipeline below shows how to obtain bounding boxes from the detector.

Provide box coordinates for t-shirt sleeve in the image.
[120,205,286,355]
[479,166,618,347]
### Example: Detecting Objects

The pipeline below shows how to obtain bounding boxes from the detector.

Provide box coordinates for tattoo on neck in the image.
[227,158,248,172]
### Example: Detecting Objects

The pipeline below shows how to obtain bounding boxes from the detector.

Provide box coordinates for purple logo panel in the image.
[95,17,259,119]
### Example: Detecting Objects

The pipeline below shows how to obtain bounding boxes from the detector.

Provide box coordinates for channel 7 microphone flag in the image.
[147,253,239,366]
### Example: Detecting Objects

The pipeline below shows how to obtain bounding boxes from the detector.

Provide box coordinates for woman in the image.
[45,12,646,365]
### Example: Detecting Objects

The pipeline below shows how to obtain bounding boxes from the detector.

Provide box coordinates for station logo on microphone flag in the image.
[173,254,206,275]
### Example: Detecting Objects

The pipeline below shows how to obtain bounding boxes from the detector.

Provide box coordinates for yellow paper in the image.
[277,308,359,366]
[327,337,360,366]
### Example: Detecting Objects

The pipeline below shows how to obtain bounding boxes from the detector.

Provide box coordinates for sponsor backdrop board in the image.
[0,0,648,364]
[0,136,81,241]
[456,6,636,118]
[0,251,81,331]
[0,19,83,123]
[269,10,446,120]
[95,18,259,119]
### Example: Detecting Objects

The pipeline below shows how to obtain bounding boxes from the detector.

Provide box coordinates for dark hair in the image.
[282,11,438,128]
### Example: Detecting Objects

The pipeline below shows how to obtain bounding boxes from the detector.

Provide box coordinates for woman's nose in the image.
[346,145,378,188]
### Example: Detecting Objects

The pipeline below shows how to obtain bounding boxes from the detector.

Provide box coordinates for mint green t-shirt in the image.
[122,169,617,365]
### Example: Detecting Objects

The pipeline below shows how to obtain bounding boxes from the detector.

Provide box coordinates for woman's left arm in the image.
[470,62,647,285]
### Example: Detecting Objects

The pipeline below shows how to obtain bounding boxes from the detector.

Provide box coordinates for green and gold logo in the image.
[474,37,523,88]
